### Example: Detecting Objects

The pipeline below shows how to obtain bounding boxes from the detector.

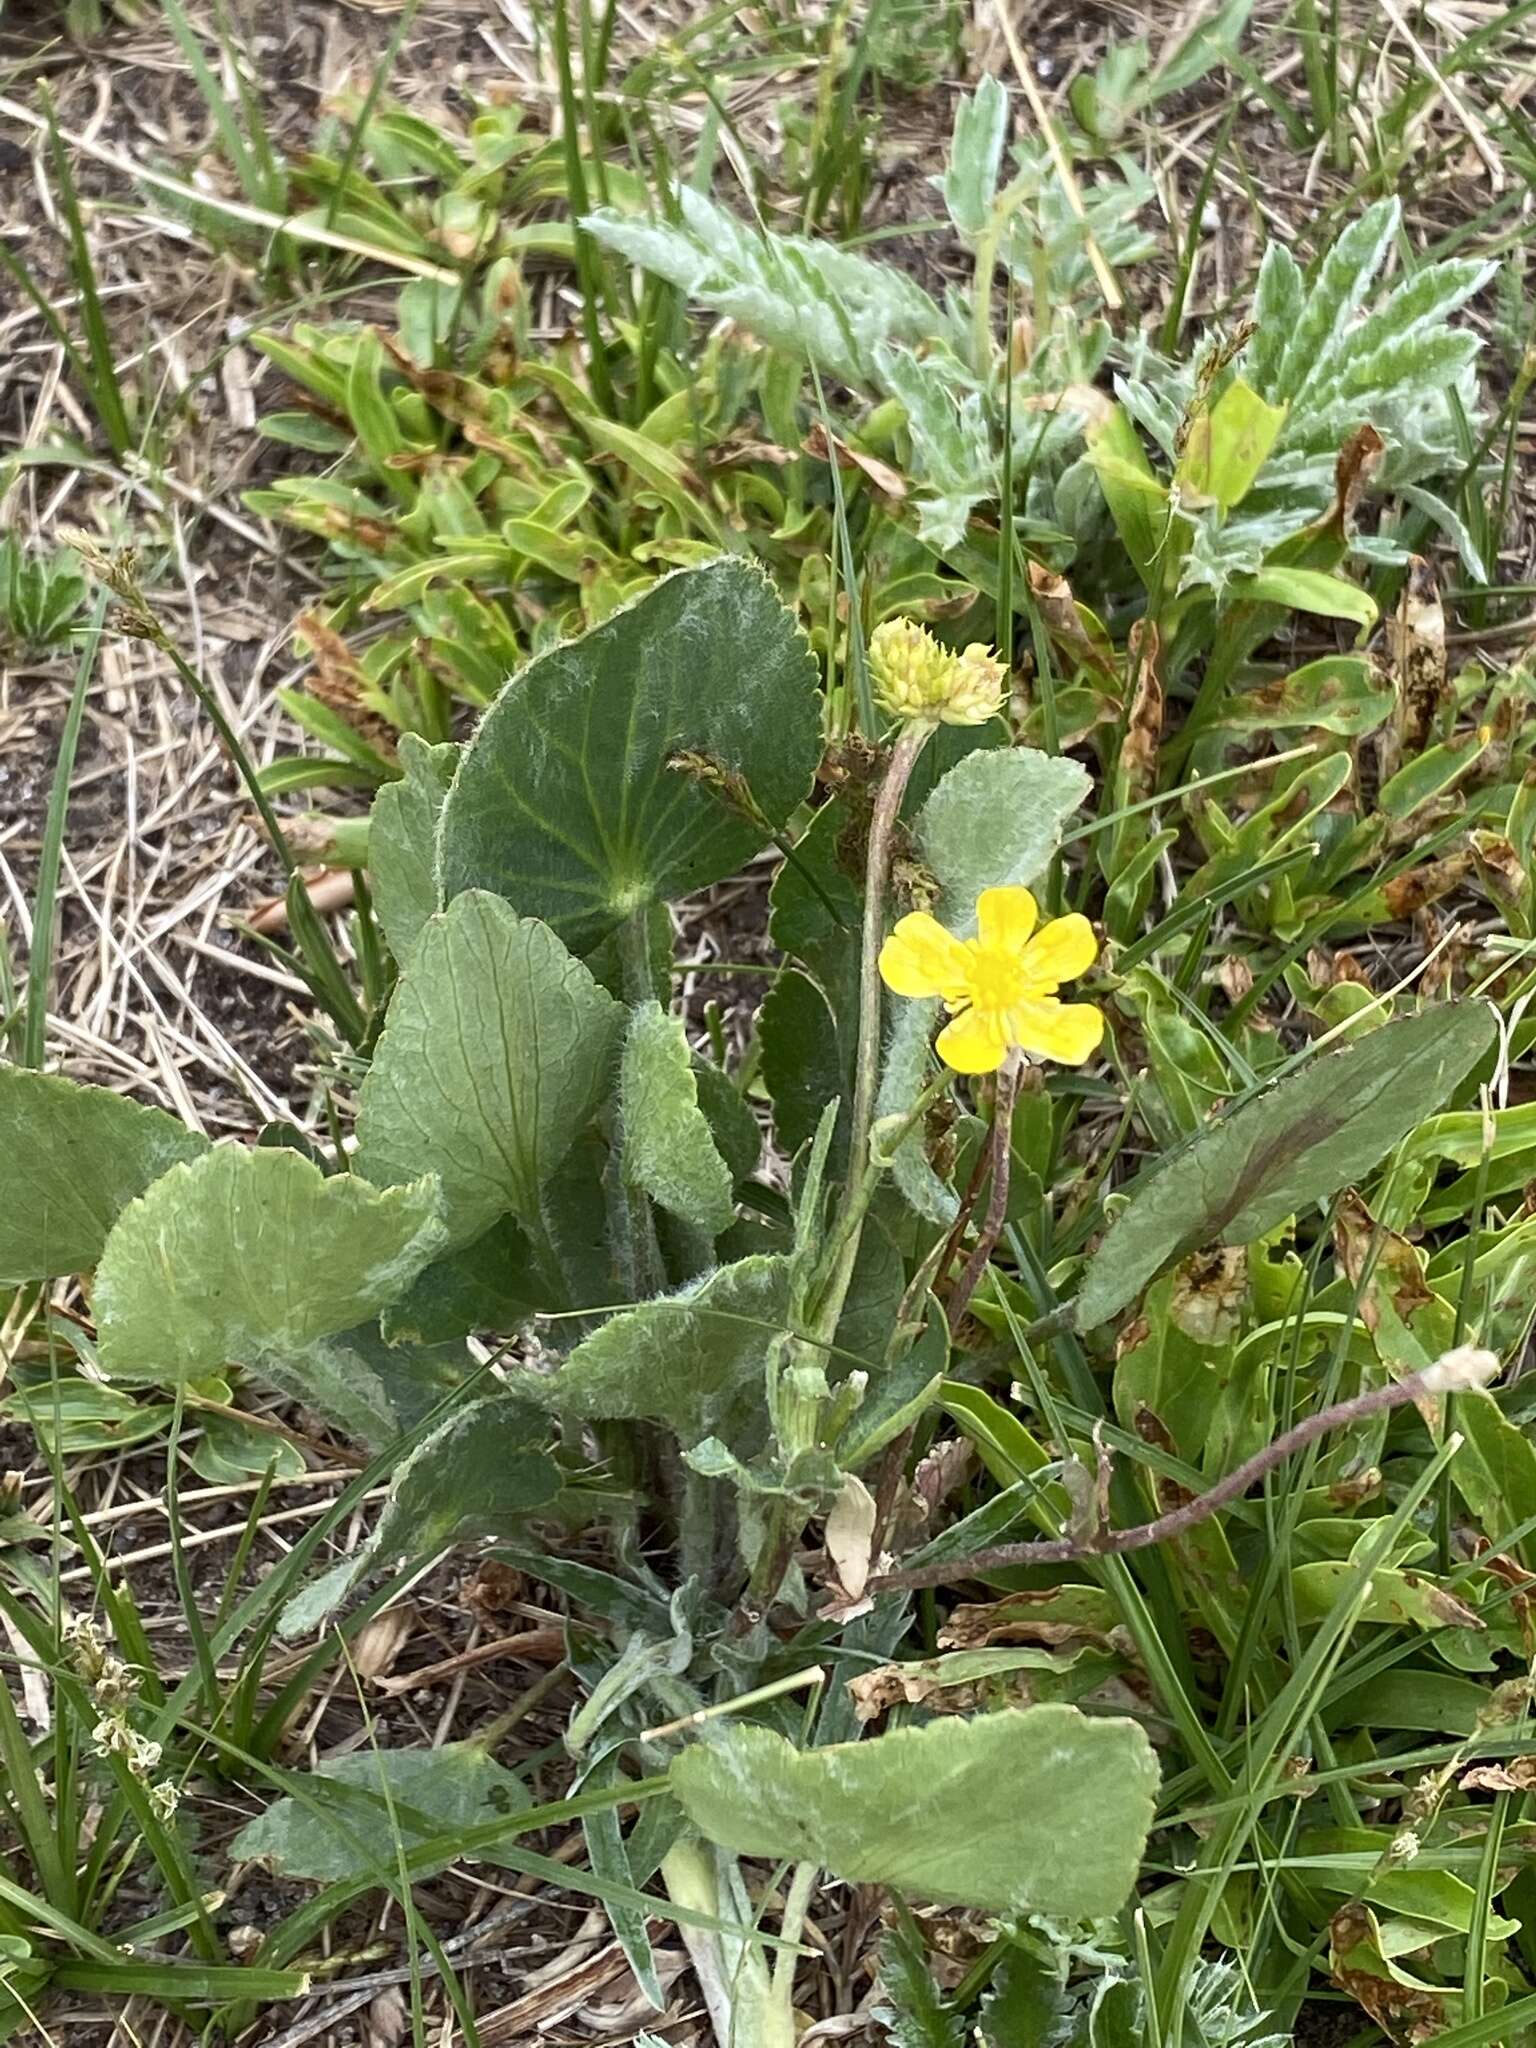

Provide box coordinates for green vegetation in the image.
[7,5,1536,2045]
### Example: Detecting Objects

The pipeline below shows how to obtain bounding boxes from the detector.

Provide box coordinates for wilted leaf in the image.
[438,560,822,952]
[356,892,622,1250]
[1076,1004,1496,1328]
[621,1002,735,1237]
[94,1146,444,1388]
[0,1068,207,1282]
[369,733,457,964]
[1219,656,1393,737]
[670,1705,1157,1918]
[231,1742,530,1882]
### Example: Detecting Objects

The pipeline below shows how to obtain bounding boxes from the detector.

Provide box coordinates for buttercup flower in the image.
[879,885,1103,1074]
[868,618,1008,730]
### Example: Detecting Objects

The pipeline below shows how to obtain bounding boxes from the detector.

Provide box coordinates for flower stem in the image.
[848,724,929,1184]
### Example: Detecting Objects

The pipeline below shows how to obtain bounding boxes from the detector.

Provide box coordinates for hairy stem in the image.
[944,1050,1022,1330]
[847,723,929,1184]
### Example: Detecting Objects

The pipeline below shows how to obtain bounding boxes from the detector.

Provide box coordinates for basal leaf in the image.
[356,891,622,1250]
[524,1254,791,1447]
[670,1705,1158,1918]
[0,1068,208,1282]
[369,733,457,964]
[621,1002,735,1237]
[915,746,1091,930]
[1076,1003,1496,1328]
[94,1147,445,1383]
[438,559,822,952]
[231,1742,531,1883]
[942,74,1009,237]
[280,1395,560,1634]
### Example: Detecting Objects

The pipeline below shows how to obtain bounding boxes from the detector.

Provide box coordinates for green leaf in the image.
[369,732,457,964]
[94,1146,445,1386]
[526,1254,791,1447]
[759,969,848,1158]
[1076,1003,1496,1328]
[231,1743,531,1884]
[1218,655,1393,737]
[356,892,623,1250]
[281,1395,560,1634]
[380,1217,544,1344]
[1231,565,1377,625]
[1175,378,1286,510]
[1452,1390,1536,1564]
[0,1068,208,1281]
[879,1910,964,2048]
[438,559,822,953]
[621,1002,735,1237]
[584,189,952,390]
[1085,407,1170,591]
[915,746,1090,931]
[670,1705,1158,1918]
[876,999,953,1226]
[943,75,1008,236]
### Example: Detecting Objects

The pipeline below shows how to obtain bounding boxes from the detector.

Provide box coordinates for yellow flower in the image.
[944,642,1008,726]
[868,618,1008,730]
[879,885,1103,1075]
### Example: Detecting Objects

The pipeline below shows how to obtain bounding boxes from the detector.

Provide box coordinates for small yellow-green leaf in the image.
[1176,379,1286,510]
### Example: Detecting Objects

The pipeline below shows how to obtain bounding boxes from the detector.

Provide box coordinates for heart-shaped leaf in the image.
[670,1705,1158,1919]
[94,1146,444,1386]
[437,559,822,952]
[356,892,623,1251]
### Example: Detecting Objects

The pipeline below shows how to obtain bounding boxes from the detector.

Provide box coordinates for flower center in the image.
[964,941,1030,1013]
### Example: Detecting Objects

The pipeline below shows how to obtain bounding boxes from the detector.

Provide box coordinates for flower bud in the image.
[868,616,958,725]
[943,643,1008,726]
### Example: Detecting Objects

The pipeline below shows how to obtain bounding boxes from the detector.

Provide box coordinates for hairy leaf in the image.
[369,733,457,964]
[0,1068,208,1282]
[94,1147,444,1384]
[670,1705,1158,1918]
[231,1743,531,1883]
[525,1254,791,1446]
[915,746,1091,931]
[356,892,622,1250]
[438,560,822,952]
[621,1002,735,1237]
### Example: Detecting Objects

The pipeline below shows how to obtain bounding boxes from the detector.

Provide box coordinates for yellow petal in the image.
[936,1005,1009,1074]
[880,913,973,1001]
[1019,912,1098,991]
[976,885,1038,953]
[1009,997,1104,1065]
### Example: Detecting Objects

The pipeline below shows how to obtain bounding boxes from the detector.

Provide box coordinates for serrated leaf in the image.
[438,560,822,953]
[915,746,1091,932]
[369,733,457,964]
[94,1147,445,1384]
[1245,240,1304,399]
[584,189,952,389]
[525,1254,791,1447]
[621,1002,735,1237]
[1076,1003,1496,1328]
[879,1912,964,2048]
[0,1068,208,1282]
[1273,198,1399,404]
[356,892,622,1251]
[230,1743,531,1883]
[670,1705,1158,1918]
[943,75,1009,237]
